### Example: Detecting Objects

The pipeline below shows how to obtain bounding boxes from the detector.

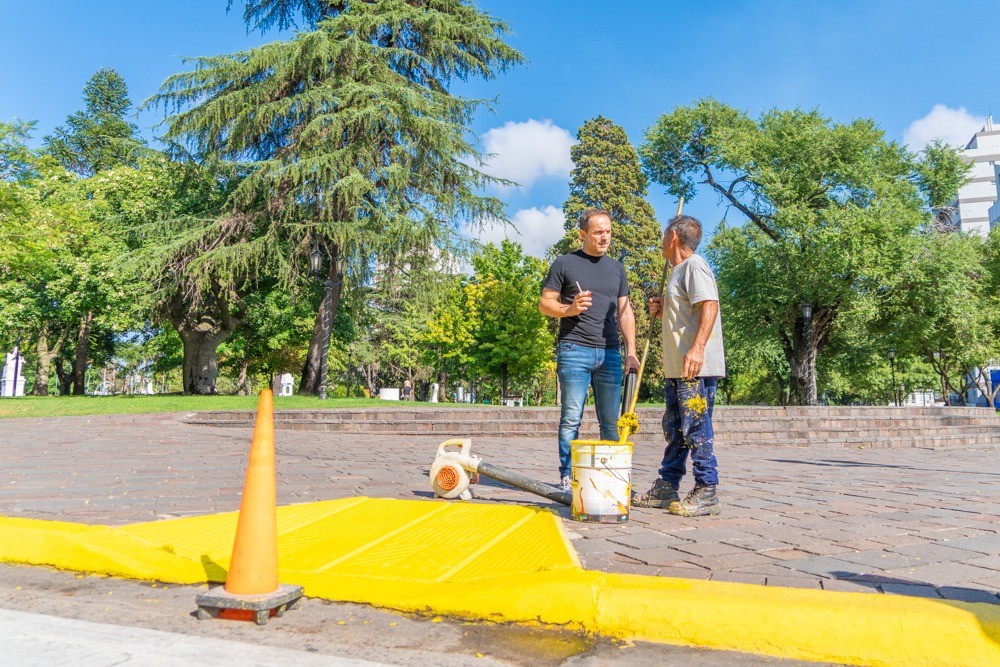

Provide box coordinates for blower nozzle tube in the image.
[476,460,571,506]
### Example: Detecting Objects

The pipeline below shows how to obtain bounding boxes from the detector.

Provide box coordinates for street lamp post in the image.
[888,346,897,406]
[346,347,353,399]
[12,331,21,397]
[310,245,334,400]
[802,300,814,406]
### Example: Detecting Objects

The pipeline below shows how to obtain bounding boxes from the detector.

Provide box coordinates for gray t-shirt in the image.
[662,254,726,378]
[543,250,629,348]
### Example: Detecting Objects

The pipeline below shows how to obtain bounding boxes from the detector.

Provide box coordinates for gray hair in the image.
[579,208,612,231]
[666,215,702,251]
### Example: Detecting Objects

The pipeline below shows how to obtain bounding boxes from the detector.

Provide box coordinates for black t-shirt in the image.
[543,250,630,348]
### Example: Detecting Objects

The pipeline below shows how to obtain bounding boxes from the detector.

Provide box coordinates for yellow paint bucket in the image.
[570,439,632,523]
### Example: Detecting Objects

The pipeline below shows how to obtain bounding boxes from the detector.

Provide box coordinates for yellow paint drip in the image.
[616,413,639,442]
[2,498,1000,666]
[685,394,707,416]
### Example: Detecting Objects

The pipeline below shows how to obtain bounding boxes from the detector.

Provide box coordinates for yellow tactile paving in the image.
[3,497,1000,666]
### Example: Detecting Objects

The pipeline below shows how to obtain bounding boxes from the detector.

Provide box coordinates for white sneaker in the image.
[558,476,572,492]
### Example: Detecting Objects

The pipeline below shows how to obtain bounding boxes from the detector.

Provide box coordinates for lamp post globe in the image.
[309,245,322,276]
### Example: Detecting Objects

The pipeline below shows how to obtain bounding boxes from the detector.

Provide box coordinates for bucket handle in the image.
[600,461,631,484]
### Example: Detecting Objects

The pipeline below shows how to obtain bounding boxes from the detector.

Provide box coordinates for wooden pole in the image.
[626,196,684,417]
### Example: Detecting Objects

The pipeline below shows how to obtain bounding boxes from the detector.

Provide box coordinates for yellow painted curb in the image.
[2,498,998,666]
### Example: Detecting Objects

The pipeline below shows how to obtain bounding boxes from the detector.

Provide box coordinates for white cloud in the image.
[476,205,567,258]
[480,119,575,188]
[903,104,986,152]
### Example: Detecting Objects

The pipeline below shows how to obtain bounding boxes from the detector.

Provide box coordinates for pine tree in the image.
[150,0,523,394]
[554,116,664,390]
[44,68,144,177]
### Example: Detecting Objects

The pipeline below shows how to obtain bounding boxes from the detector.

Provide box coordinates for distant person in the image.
[633,215,725,517]
[402,379,413,401]
[539,208,640,492]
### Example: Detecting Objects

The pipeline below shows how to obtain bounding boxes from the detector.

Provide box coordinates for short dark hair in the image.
[579,208,612,231]
[666,215,702,251]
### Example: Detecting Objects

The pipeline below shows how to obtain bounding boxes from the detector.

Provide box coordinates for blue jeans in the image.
[659,377,719,487]
[556,343,622,477]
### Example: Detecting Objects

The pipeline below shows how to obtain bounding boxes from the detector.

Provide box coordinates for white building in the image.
[950,116,1000,237]
[989,160,1000,229]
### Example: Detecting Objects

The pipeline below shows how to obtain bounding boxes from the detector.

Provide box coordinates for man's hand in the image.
[682,346,704,379]
[648,296,663,319]
[539,287,591,319]
[625,354,640,373]
[566,290,592,316]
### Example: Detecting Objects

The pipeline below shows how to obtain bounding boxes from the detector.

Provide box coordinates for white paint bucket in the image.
[570,439,632,523]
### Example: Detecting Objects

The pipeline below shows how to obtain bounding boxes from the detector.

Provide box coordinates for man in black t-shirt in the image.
[539,209,639,491]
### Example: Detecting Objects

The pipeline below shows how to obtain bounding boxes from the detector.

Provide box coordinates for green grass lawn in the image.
[0,394,665,419]
[0,394,410,419]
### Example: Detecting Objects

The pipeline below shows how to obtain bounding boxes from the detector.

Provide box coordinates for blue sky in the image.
[1,1,993,256]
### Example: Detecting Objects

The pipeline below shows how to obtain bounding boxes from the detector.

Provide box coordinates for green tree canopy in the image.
[881,229,998,406]
[468,240,554,398]
[641,99,953,404]
[914,138,973,229]
[44,68,145,177]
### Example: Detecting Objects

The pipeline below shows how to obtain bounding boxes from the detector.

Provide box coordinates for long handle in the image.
[626,196,684,416]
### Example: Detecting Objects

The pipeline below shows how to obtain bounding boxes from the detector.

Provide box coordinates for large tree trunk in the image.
[783,317,811,406]
[780,305,833,406]
[167,287,245,396]
[178,332,227,394]
[72,311,93,395]
[301,245,344,395]
[930,354,952,406]
[54,357,72,395]
[31,324,69,396]
[236,357,250,396]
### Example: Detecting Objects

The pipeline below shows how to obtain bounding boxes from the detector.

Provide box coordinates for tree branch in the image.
[701,165,781,242]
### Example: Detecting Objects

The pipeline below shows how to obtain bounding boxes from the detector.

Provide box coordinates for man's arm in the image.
[538,288,591,318]
[617,296,640,372]
[682,300,719,379]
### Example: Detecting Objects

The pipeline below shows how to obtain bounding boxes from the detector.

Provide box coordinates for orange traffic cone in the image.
[195,389,302,625]
[225,389,280,595]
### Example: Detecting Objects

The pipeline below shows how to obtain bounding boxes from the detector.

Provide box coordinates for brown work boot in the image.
[669,484,720,517]
[632,479,680,508]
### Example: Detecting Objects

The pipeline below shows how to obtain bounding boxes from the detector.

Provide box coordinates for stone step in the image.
[188,405,996,420]
[188,415,999,431]
[189,419,1000,444]
[180,406,999,449]
[187,408,998,426]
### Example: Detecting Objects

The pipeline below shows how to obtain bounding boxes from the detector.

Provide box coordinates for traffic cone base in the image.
[195,583,303,626]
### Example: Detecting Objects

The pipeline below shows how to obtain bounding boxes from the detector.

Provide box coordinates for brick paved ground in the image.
[2,413,999,605]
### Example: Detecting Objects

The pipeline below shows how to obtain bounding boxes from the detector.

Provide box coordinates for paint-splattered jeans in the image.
[658,377,719,487]
[556,343,622,478]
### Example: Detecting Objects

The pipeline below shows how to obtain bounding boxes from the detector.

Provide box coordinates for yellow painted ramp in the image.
[2,497,1000,667]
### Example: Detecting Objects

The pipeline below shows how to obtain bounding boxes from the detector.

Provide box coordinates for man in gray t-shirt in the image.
[633,214,725,517]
